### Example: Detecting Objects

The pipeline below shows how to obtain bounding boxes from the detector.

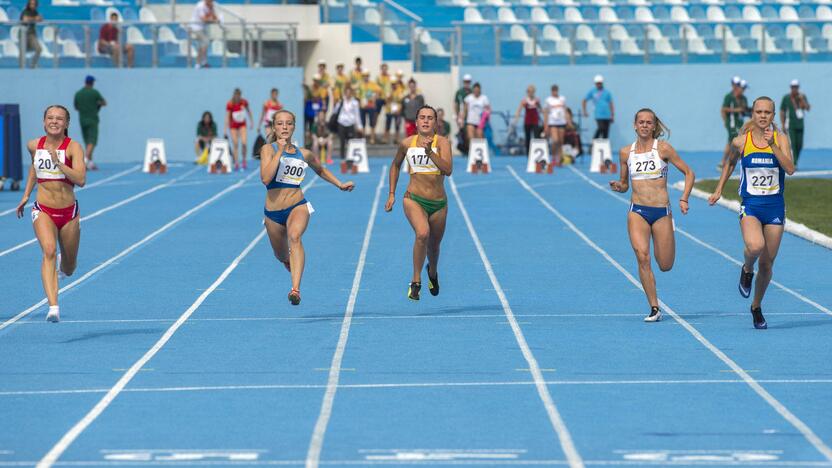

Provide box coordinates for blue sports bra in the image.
[267,143,309,191]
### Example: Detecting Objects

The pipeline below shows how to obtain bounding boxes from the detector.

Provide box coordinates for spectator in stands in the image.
[73,75,106,170]
[98,12,134,68]
[719,76,745,170]
[195,111,217,162]
[315,60,331,108]
[376,63,392,141]
[359,71,382,144]
[582,74,614,140]
[335,85,362,160]
[513,84,542,155]
[333,62,348,103]
[190,0,221,68]
[436,108,451,137]
[463,82,490,141]
[383,77,404,143]
[304,80,324,146]
[19,0,42,69]
[402,78,425,137]
[350,56,364,90]
[780,79,810,168]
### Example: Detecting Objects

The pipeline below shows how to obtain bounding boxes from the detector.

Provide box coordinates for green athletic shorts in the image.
[81,122,99,146]
[406,192,447,217]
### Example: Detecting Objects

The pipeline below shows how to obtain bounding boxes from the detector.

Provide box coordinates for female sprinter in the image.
[610,109,694,322]
[16,105,86,322]
[225,88,253,171]
[260,110,355,305]
[708,97,794,329]
[385,106,453,301]
[257,88,283,134]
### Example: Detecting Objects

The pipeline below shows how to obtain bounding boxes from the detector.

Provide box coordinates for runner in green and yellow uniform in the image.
[386,106,453,301]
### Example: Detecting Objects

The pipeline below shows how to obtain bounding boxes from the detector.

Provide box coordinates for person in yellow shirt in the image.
[350,56,364,90]
[376,63,393,142]
[314,60,331,107]
[384,77,405,144]
[359,71,382,144]
[332,62,349,103]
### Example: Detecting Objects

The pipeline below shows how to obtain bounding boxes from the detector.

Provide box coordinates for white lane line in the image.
[0,171,259,332]
[36,232,268,468]
[449,176,585,468]
[566,165,832,318]
[0,165,142,218]
[3,460,832,466]
[510,166,832,463]
[305,167,387,468]
[0,167,201,258]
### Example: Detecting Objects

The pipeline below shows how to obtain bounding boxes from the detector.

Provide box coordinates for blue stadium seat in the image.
[653,5,670,20]
[689,5,706,20]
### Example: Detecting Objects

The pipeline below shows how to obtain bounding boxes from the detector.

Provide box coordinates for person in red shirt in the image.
[225,88,253,170]
[16,105,87,323]
[98,12,134,68]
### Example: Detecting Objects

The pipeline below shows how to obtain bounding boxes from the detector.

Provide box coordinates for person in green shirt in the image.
[780,79,810,168]
[436,107,451,137]
[718,76,744,170]
[73,75,106,170]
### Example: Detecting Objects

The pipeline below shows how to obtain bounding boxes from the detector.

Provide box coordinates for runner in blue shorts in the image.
[260,109,355,306]
[610,108,695,322]
[709,96,795,329]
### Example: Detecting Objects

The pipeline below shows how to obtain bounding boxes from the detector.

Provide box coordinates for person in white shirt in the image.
[335,86,363,159]
[190,0,221,68]
[463,83,490,141]
[542,84,571,166]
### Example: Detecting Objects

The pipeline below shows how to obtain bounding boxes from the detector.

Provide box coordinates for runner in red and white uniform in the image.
[16,105,87,323]
[225,88,253,171]
[258,87,283,133]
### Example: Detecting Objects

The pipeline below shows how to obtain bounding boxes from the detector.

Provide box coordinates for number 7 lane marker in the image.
[35,176,318,468]
[508,165,832,462]
[305,168,386,468]
[448,176,585,468]
[0,170,260,333]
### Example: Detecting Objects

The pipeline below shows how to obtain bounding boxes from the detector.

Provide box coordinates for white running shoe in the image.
[46,306,60,323]
[644,306,662,322]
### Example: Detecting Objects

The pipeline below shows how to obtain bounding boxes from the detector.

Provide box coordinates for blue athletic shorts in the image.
[264,199,308,226]
[630,203,670,226]
[740,202,785,226]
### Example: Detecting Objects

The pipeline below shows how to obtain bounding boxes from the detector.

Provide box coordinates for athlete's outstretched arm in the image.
[709,135,743,205]
[662,141,695,214]
[57,140,87,187]
[385,141,407,212]
[304,148,354,191]
[609,146,629,193]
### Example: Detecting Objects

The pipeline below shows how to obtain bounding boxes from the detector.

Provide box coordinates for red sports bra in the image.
[35,136,74,186]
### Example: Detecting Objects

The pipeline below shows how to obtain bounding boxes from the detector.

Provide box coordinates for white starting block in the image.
[143,139,167,174]
[526,138,553,174]
[208,138,232,174]
[466,138,490,174]
[589,138,617,173]
[342,138,369,174]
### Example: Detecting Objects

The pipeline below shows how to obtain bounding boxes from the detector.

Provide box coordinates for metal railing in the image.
[1,19,298,68]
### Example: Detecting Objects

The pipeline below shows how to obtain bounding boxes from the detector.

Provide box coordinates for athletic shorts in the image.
[630,203,670,226]
[264,199,311,226]
[727,127,739,143]
[81,122,98,146]
[405,192,447,217]
[740,201,785,226]
[32,201,79,231]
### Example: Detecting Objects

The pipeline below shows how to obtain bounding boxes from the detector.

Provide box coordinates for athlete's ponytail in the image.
[267,109,297,145]
[43,105,71,137]
[739,96,777,136]
[633,108,670,140]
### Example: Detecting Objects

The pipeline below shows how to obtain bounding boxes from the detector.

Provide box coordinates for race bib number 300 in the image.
[746,167,780,196]
[275,157,307,186]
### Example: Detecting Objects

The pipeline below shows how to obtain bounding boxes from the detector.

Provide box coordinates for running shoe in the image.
[408,282,421,301]
[86,160,98,171]
[234,162,240,172]
[288,288,301,306]
[739,266,754,298]
[46,306,60,323]
[426,264,439,296]
[644,306,662,322]
[750,305,767,329]
[242,159,248,170]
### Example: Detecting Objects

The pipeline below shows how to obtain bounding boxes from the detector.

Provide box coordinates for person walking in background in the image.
[358,70,382,144]
[582,74,614,140]
[513,84,542,155]
[436,108,451,137]
[780,79,810,168]
[384,77,405,144]
[195,111,217,163]
[98,12,134,68]
[376,63,393,142]
[189,0,221,68]
[402,79,425,137]
[543,84,570,166]
[73,75,106,170]
[19,0,42,68]
[335,86,362,160]
[463,82,490,141]
[719,76,745,171]
[225,87,253,171]
[453,74,473,152]
[258,88,283,134]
